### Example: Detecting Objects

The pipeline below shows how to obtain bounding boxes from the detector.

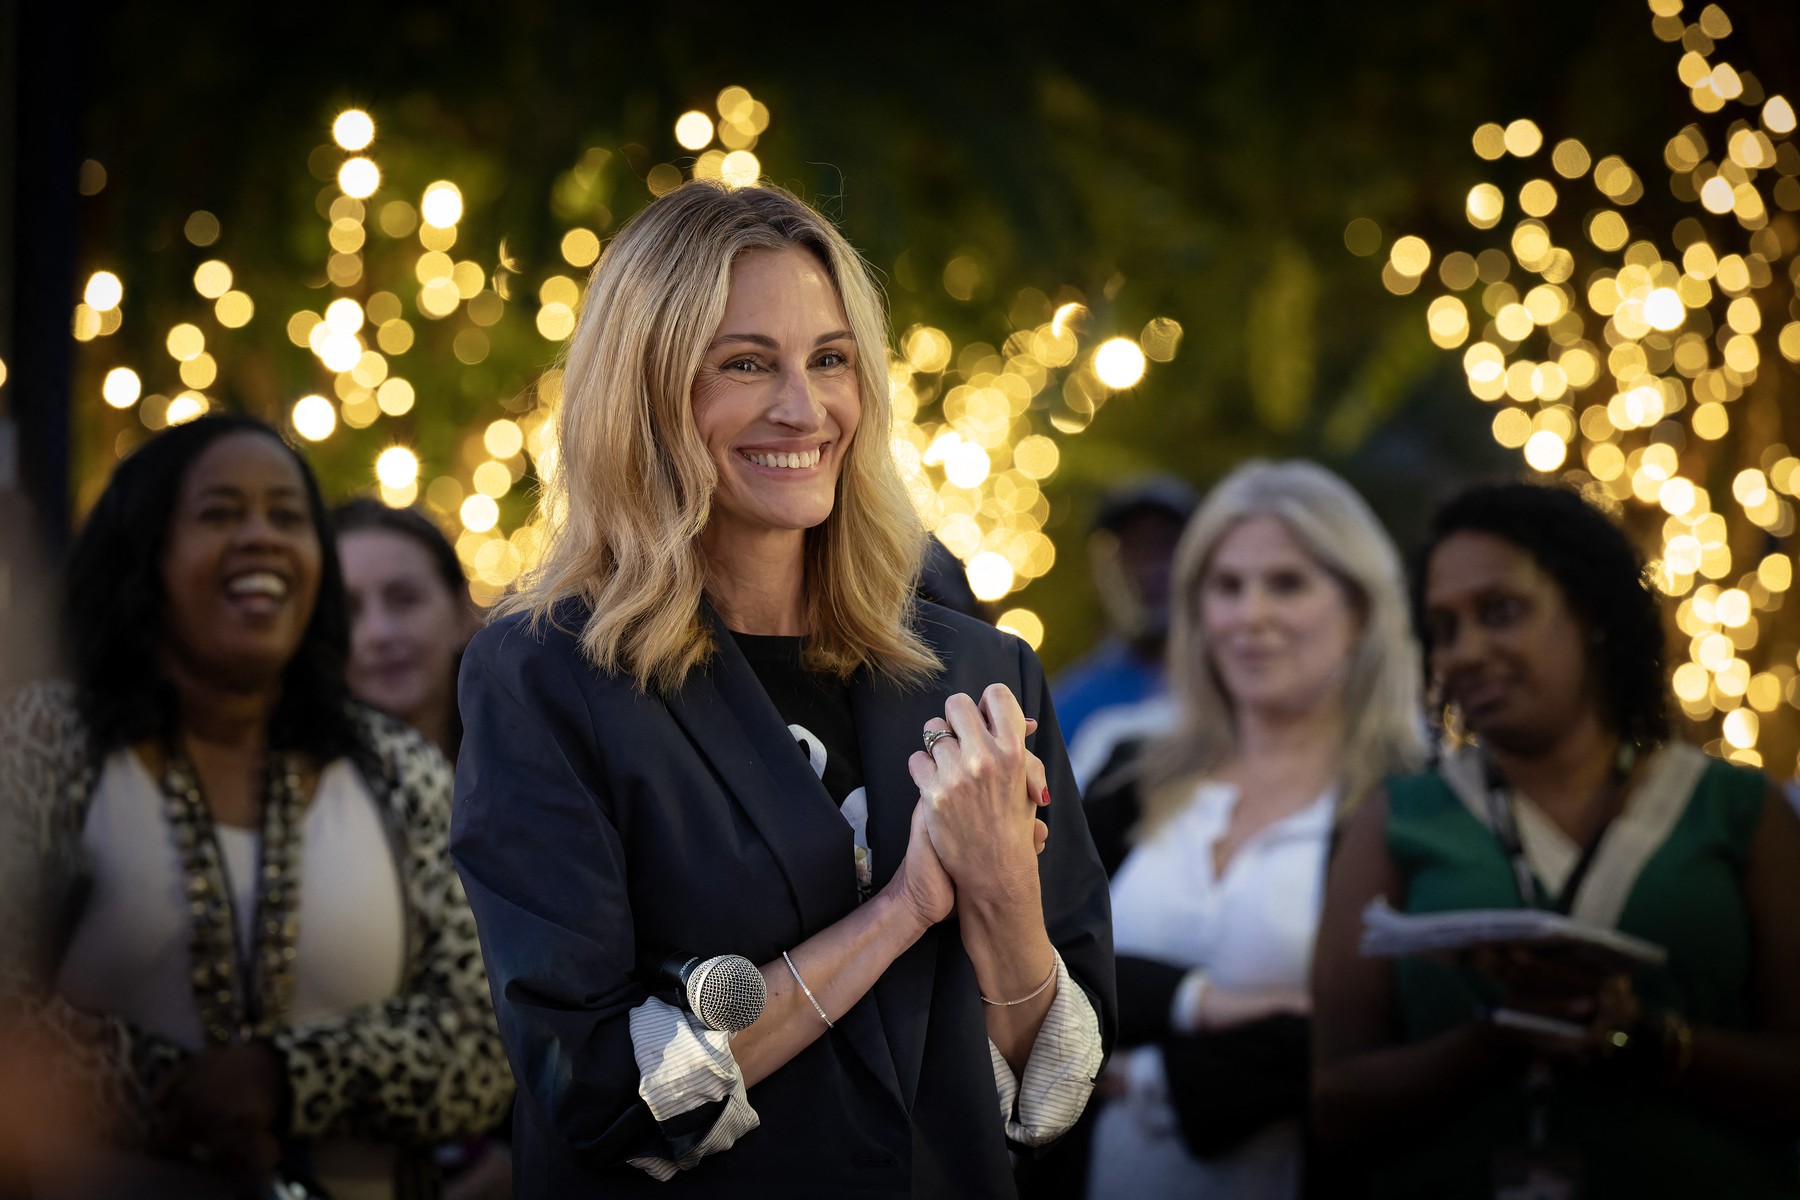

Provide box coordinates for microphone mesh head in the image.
[688,954,768,1032]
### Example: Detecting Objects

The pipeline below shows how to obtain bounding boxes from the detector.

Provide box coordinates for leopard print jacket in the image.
[0,679,513,1146]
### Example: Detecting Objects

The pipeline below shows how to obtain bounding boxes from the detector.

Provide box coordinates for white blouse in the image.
[1087,780,1334,1200]
[55,749,407,1200]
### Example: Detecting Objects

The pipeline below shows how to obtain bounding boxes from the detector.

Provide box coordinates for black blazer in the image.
[451,599,1116,1199]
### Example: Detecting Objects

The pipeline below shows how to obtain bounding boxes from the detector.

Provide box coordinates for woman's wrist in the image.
[870,883,936,947]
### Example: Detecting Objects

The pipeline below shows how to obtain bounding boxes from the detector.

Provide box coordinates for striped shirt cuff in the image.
[988,950,1104,1147]
[624,997,761,1181]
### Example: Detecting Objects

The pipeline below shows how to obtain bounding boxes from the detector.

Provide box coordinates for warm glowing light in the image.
[1672,663,1710,702]
[1759,553,1793,593]
[376,378,415,416]
[421,181,463,228]
[215,291,254,328]
[536,302,576,340]
[1722,707,1758,750]
[721,151,760,188]
[1502,119,1544,157]
[292,395,336,441]
[561,228,601,268]
[944,442,992,489]
[102,367,141,409]
[1733,469,1769,508]
[166,392,208,425]
[675,111,715,150]
[1092,338,1147,389]
[460,493,499,533]
[905,326,954,373]
[1523,430,1567,472]
[1427,296,1470,348]
[1714,588,1752,628]
[484,419,525,459]
[996,608,1044,650]
[85,271,123,311]
[318,330,363,373]
[192,260,232,299]
[325,297,364,334]
[1389,235,1431,276]
[375,446,419,489]
[1700,177,1735,213]
[1660,477,1697,516]
[333,110,375,151]
[1765,95,1797,135]
[1644,288,1684,331]
[473,460,513,498]
[166,323,205,362]
[338,157,380,199]
[1466,184,1504,229]
[966,551,1015,602]
[1519,179,1557,217]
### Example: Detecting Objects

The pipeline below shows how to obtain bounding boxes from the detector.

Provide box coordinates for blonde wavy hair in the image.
[1137,460,1425,832]
[502,181,939,692]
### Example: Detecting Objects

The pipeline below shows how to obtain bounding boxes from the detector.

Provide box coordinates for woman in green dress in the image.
[1311,482,1800,1198]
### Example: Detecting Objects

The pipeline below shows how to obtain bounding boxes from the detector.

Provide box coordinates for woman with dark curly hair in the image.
[0,415,511,1199]
[1310,482,1800,1198]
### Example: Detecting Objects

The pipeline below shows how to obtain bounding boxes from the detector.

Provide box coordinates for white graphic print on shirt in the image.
[789,722,872,894]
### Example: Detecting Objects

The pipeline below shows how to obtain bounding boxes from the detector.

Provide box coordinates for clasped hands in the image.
[1463,944,1644,1066]
[890,685,1048,929]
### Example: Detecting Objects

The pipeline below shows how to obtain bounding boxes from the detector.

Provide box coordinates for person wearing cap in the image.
[1052,477,1198,786]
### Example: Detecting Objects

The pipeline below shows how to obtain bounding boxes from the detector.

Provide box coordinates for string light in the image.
[68,90,1179,628]
[1380,1,1800,764]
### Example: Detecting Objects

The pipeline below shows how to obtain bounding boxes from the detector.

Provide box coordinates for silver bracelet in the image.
[782,950,832,1028]
[980,960,1057,1006]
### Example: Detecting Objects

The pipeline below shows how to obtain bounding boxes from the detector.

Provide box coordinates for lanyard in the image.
[1480,745,1635,915]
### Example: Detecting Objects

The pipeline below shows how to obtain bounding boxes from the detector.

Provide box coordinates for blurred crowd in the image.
[2,413,1797,1198]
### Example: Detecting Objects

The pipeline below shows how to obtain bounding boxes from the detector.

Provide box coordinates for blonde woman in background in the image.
[1083,460,1424,1200]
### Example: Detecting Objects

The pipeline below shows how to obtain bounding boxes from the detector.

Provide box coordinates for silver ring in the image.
[922,728,958,753]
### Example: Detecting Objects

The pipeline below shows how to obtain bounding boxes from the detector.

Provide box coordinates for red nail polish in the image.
[1039,787,1052,807]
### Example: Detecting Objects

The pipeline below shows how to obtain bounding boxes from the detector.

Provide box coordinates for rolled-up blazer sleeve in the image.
[450,619,743,1169]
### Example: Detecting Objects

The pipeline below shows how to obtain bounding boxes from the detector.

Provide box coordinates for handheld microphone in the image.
[658,952,767,1033]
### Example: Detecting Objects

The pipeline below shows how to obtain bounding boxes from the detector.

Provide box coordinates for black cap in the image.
[1091,474,1200,534]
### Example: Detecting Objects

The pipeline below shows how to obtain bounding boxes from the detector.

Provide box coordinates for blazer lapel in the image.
[851,668,948,1110]
[663,615,906,1108]
[662,620,855,935]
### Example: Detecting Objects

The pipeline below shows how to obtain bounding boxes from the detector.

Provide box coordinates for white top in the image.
[55,749,407,1200]
[1087,780,1334,1200]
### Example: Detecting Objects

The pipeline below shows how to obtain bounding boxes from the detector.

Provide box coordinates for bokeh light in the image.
[101,367,140,409]
[421,181,463,228]
[375,446,419,489]
[1092,338,1146,389]
[333,110,375,151]
[84,271,123,311]
[338,157,380,199]
[292,394,336,441]
[1387,1,1800,761]
[675,111,715,150]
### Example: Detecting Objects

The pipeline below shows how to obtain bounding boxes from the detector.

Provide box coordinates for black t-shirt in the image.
[729,631,872,896]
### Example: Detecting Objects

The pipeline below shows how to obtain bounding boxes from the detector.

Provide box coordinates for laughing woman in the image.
[0,416,510,1199]
[450,181,1115,1198]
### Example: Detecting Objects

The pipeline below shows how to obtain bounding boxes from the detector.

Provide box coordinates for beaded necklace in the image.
[159,748,306,1046]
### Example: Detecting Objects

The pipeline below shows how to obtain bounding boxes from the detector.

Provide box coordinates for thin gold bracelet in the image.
[980,960,1056,1006]
[782,951,832,1028]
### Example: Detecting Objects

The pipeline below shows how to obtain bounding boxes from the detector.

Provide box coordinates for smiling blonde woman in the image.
[452,181,1115,1199]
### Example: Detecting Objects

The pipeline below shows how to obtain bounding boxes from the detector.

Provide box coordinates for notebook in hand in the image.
[1358,897,1667,972]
